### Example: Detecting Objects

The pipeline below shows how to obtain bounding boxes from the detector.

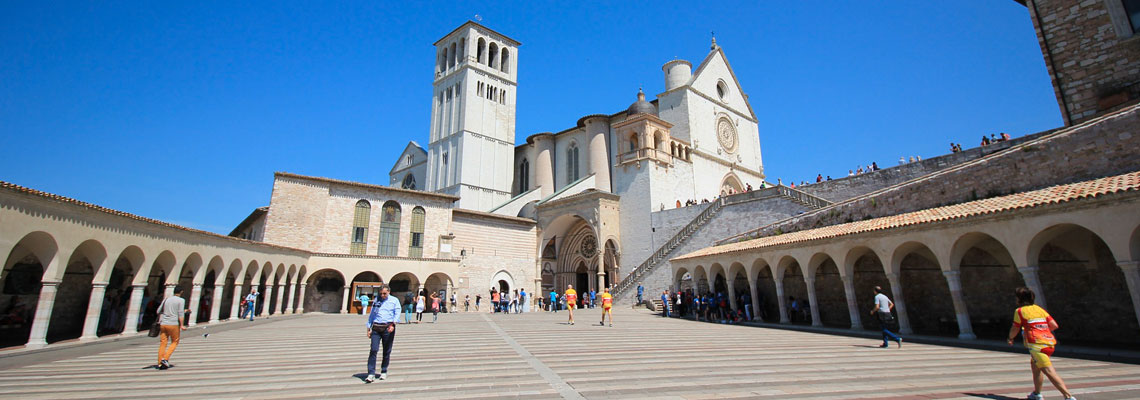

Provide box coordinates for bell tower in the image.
[425,21,520,211]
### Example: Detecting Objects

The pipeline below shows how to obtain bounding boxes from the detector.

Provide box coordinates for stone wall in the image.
[743,104,1140,242]
[451,211,536,304]
[1027,0,1140,125]
[796,129,1055,202]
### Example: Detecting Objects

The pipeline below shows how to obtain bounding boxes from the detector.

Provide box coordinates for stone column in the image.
[1118,261,1140,329]
[283,283,295,314]
[164,284,175,298]
[26,281,60,348]
[886,273,913,335]
[124,285,145,332]
[341,286,351,314]
[228,284,244,320]
[804,276,822,327]
[584,116,612,191]
[186,284,201,326]
[749,279,761,321]
[774,278,788,323]
[941,270,976,340]
[726,278,738,311]
[297,284,308,313]
[258,285,271,317]
[841,276,863,329]
[79,283,108,340]
[1016,266,1048,310]
[533,134,555,197]
[208,287,222,323]
[274,284,286,315]
[596,272,606,299]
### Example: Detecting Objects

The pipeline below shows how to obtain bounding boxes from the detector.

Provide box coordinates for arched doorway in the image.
[849,247,891,332]
[98,247,143,336]
[349,272,382,314]
[813,257,849,328]
[954,233,1023,340]
[388,272,420,306]
[720,173,743,196]
[304,269,346,313]
[574,262,588,293]
[779,258,809,324]
[753,263,778,322]
[1,232,57,348]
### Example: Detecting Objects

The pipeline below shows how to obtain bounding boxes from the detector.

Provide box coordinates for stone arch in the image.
[777,255,808,324]
[751,259,778,322]
[846,246,890,332]
[654,130,665,151]
[809,252,848,328]
[449,42,457,68]
[282,264,297,313]
[603,239,619,289]
[255,261,273,315]
[218,258,242,320]
[424,272,453,304]
[951,232,1022,340]
[674,266,692,293]
[174,253,203,290]
[541,261,554,293]
[500,48,510,73]
[720,173,743,196]
[135,250,177,331]
[488,42,499,68]
[97,245,145,336]
[388,272,420,305]
[44,239,105,342]
[0,231,59,348]
[195,256,225,323]
[692,265,709,294]
[476,38,486,64]
[1028,224,1137,347]
[349,271,383,314]
[305,269,346,313]
[709,263,727,295]
[892,241,955,336]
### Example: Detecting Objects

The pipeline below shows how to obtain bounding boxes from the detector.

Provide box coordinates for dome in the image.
[626,89,657,116]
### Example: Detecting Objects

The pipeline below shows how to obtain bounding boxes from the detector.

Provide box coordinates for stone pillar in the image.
[584,117,612,191]
[533,134,555,197]
[208,287,222,323]
[124,285,145,332]
[283,283,295,314]
[341,285,351,314]
[1118,261,1140,329]
[79,283,108,340]
[596,272,606,298]
[274,283,286,315]
[804,276,822,327]
[941,270,976,340]
[726,278,738,311]
[258,286,271,317]
[1017,266,1048,310]
[841,276,863,329]
[186,284,201,326]
[749,279,761,321]
[228,284,244,320]
[886,273,913,335]
[774,278,788,323]
[164,284,175,298]
[26,281,60,348]
[297,284,308,313]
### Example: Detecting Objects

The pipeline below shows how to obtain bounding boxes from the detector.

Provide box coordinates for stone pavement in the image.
[0,308,1138,399]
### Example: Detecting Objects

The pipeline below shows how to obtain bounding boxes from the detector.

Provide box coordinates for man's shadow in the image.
[963,393,1019,400]
[351,373,371,382]
[850,345,885,349]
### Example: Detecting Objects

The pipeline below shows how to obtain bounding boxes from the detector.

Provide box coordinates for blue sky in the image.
[0,1,1060,234]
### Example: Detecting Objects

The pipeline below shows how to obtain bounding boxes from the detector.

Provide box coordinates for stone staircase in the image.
[613,197,727,298]
[775,185,832,209]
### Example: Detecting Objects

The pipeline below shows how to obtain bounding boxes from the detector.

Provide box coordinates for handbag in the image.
[148,298,168,337]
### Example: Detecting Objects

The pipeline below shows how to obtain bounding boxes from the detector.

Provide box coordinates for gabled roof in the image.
[389,141,428,175]
[674,170,1140,261]
[275,172,460,201]
[229,206,268,236]
[687,45,758,120]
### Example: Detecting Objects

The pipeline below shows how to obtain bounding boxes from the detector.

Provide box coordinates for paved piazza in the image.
[0,309,1138,400]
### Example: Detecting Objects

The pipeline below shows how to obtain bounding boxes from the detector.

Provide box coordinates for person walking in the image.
[550,290,558,312]
[364,284,399,383]
[449,293,456,313]
[660,290,670,317]
[358,292,370,315]
[636,283,644,305]
[243,289,258,321]
[475,294,481,312]
[464,294,470,312]
[430,292,440,323]
[403,291,414,324]
[589,289,597,309]
[156,286,187,370]
[519,288,527,313]
[564,285,578,325]
[490,289,500,313]
[510,290,519,314]
[870,286,902,348]
[1007,287,1076,400]
[415,290,426,323]
[599,287,614,327]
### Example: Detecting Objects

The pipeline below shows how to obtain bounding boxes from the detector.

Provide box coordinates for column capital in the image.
[886,272,900,282]
[1017,265,1039,273]
[91,282,109,288]
[840,275,854,283]
[941,270,960,278]
[1118,261,1140,270]
[40,281,61,287]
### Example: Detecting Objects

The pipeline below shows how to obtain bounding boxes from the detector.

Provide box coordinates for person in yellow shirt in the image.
[564,285,577,325]
[1006,287,1075,400]
[599,287,613,327]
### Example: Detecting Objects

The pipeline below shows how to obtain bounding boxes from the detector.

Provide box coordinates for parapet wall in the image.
[735,104,1140,242]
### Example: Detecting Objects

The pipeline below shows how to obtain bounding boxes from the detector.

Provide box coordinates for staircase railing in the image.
[613,197,727,297]
[775,185,832,210]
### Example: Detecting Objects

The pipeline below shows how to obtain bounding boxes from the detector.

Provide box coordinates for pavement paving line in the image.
[480,313,585,400]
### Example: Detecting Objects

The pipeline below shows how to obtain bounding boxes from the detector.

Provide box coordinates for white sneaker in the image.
[364,374,376,383]
[1063,397,1076,400]
[380,372,387,380]
[1026,392,1042,400]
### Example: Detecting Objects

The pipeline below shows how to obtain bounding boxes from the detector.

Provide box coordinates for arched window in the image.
[489,43,499,68]
[566,143,580,183]
[671,142,677,157]
[458,38,465,61]
[477,38,486,64]
[378,201,401,256]
[402,174,416,190]
[629,133,639,152]
[350,200,371,255]
[500,49,510,73]
[519,159,530,193]
[654,131,664,151]
[449,43,457,68]
[408,207,426,258]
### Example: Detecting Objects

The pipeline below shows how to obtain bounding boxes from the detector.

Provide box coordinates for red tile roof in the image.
[674,171,1140,261]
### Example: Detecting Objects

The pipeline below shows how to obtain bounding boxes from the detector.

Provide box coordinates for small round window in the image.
[716,80,728,100]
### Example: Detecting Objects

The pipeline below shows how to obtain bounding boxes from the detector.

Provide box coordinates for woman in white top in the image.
[415,290,426,323]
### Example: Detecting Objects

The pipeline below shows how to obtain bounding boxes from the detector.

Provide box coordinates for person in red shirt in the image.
[564,285,578,325]
[598,287,614,327]
[1007,287,1074,400]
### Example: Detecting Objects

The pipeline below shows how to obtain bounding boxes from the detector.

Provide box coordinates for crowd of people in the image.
[676,183,756,208]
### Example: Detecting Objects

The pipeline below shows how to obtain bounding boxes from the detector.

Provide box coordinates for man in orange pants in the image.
[564,285,577,325]
[156,286,188,370]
